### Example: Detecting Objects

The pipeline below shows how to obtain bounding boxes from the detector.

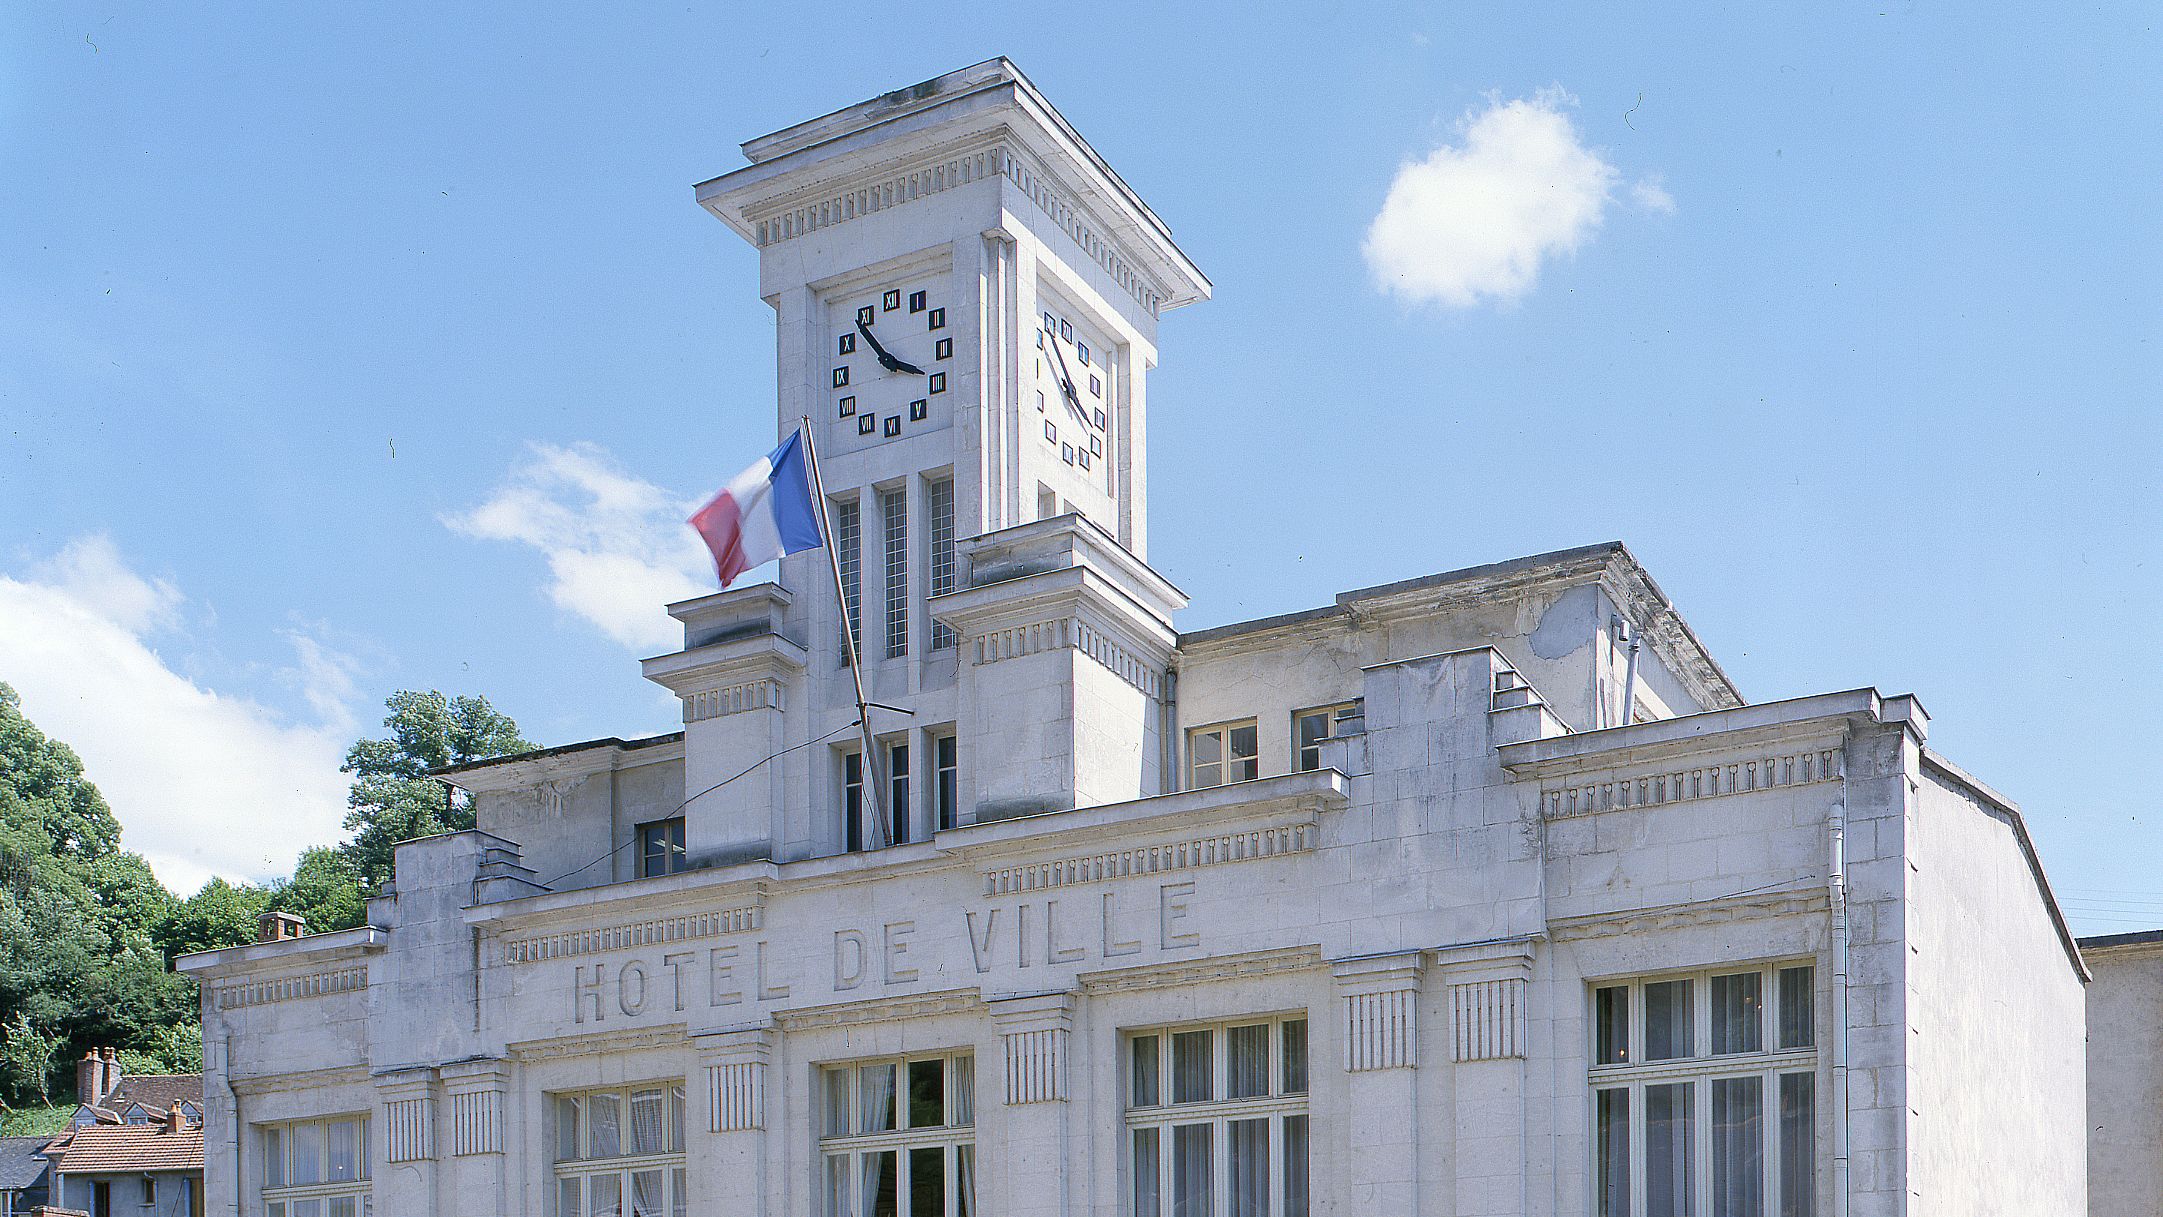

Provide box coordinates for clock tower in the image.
[657,60,1211,864]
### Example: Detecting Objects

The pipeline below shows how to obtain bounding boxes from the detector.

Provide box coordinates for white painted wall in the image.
[2084,938,2163,1217]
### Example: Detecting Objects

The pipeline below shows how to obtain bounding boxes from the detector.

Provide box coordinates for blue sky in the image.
[1,3,2156,929]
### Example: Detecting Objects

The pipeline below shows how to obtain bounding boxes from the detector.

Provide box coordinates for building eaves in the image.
[2079,928,2163,953]
[433,731,685,780]
[44,1123,202,1175]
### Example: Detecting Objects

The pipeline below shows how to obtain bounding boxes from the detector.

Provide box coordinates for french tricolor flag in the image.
[688,430,825,588]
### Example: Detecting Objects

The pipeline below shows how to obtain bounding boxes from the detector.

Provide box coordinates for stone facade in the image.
[2081,932,2163,1217]
[179,59,2093,1217]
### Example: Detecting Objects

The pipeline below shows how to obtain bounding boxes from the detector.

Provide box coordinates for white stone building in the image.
[178,60,2093,1217]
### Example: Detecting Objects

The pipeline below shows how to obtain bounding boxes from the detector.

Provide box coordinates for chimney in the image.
[258,910,306,943]
[164,1101,186,1133]
[76,1051,104,1107]
[101,1047,121,1103]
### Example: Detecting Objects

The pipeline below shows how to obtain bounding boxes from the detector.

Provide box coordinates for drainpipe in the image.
[1618,620,1641,727]
[1829,801,1851,1217]
[1158,668,1180,794]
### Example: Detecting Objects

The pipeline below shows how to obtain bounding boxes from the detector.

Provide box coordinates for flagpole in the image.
[798,416,892,849]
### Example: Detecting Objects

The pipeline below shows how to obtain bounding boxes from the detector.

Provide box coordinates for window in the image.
[552,1085,687,1217]
[141,1175,156,1204]
[933,734,959,831]
[1127,1016,1308,1217]
[1589,964,1817,1217]
[1290,703,1360,773]
[835,499,862,662]
[638,818,686,878]
[927,477,957,650]
[881,488,909,659]
[888,741,912,846]
[1188,721,1259,789]
[261,1116,371,1217]
[843,750,867,854]
[820,1052,975,1217]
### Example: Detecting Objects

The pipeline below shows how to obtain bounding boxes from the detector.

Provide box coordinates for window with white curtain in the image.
[260,1115,371,1217]
[1125,1015,1309,1217]
[1589,963,1818,1217]
[819,1051,975,1217]
[551,1084,687,1217]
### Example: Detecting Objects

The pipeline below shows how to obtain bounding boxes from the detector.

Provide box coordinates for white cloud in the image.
[1630,173,1677,215]
[446,443,709,652]
[0,538,356,893]
[1364,89,1669,309]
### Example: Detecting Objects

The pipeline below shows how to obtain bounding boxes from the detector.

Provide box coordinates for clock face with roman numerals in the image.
[827,281,952,451]
[1034,305,1111,488]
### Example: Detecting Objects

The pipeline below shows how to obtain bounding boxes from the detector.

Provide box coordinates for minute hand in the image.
[856,320,925,376]
[1043,330,1085,416]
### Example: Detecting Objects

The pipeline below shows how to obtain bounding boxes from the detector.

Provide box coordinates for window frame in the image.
[880,486,909,659]
[841,749,867,854]
[259,1115,372,1217]
[1186,720,1260,790]
[549,1082,689,1217]
[1290,703,1360,773]
[637,817,687,879]
[834,496,862,665]
[1123,1013,1310,1217]
[932,733,959,832]
[817,1051,977,1217]
[1586,962,1820,1217]
[926,476,958,651]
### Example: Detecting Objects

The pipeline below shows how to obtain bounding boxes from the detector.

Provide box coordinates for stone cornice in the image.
[697,59,1207,312]
[212,964,369,1011]
[1548,886,1830,944]
[1078,945,1323,995]
[1498,690,1894,780]
[507,1025,690,1063]
[640,632,808,702]
[979,820,1318,898]
[774,989,984,1032]
[439,737,685,795]
[498,901,764,966]
[230,1065,373,1097]
[176,926,387,980]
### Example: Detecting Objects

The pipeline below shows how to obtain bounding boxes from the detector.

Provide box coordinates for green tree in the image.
[0,683,120,861]
[151,877,273,961]
[268,847,368,935]
[0,1013,61,1106]
[339,691,531,889]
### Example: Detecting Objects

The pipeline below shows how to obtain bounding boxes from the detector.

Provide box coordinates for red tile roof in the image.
[44,1121,202,1175]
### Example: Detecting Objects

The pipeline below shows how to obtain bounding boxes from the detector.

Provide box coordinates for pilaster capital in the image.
[988,990,1075,1104]
[374,1067,437,1163]
[1430,936,1537,985]
[1331,952,1423,1072]
[1330,950,1425,995]
[694,1026,774,1132]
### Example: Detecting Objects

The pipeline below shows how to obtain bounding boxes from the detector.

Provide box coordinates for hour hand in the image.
[856,319,925,376]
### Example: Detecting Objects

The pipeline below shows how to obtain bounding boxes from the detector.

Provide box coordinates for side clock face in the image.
[829,283,953,447]
[1035,306,1112,486]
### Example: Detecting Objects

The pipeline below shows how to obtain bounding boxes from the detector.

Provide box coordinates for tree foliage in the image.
[340,691,530,889]
[0,684,531,1108]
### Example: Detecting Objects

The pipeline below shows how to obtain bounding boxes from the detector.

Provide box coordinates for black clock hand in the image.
[1043,330,1084,414]
[856,319,925,376]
